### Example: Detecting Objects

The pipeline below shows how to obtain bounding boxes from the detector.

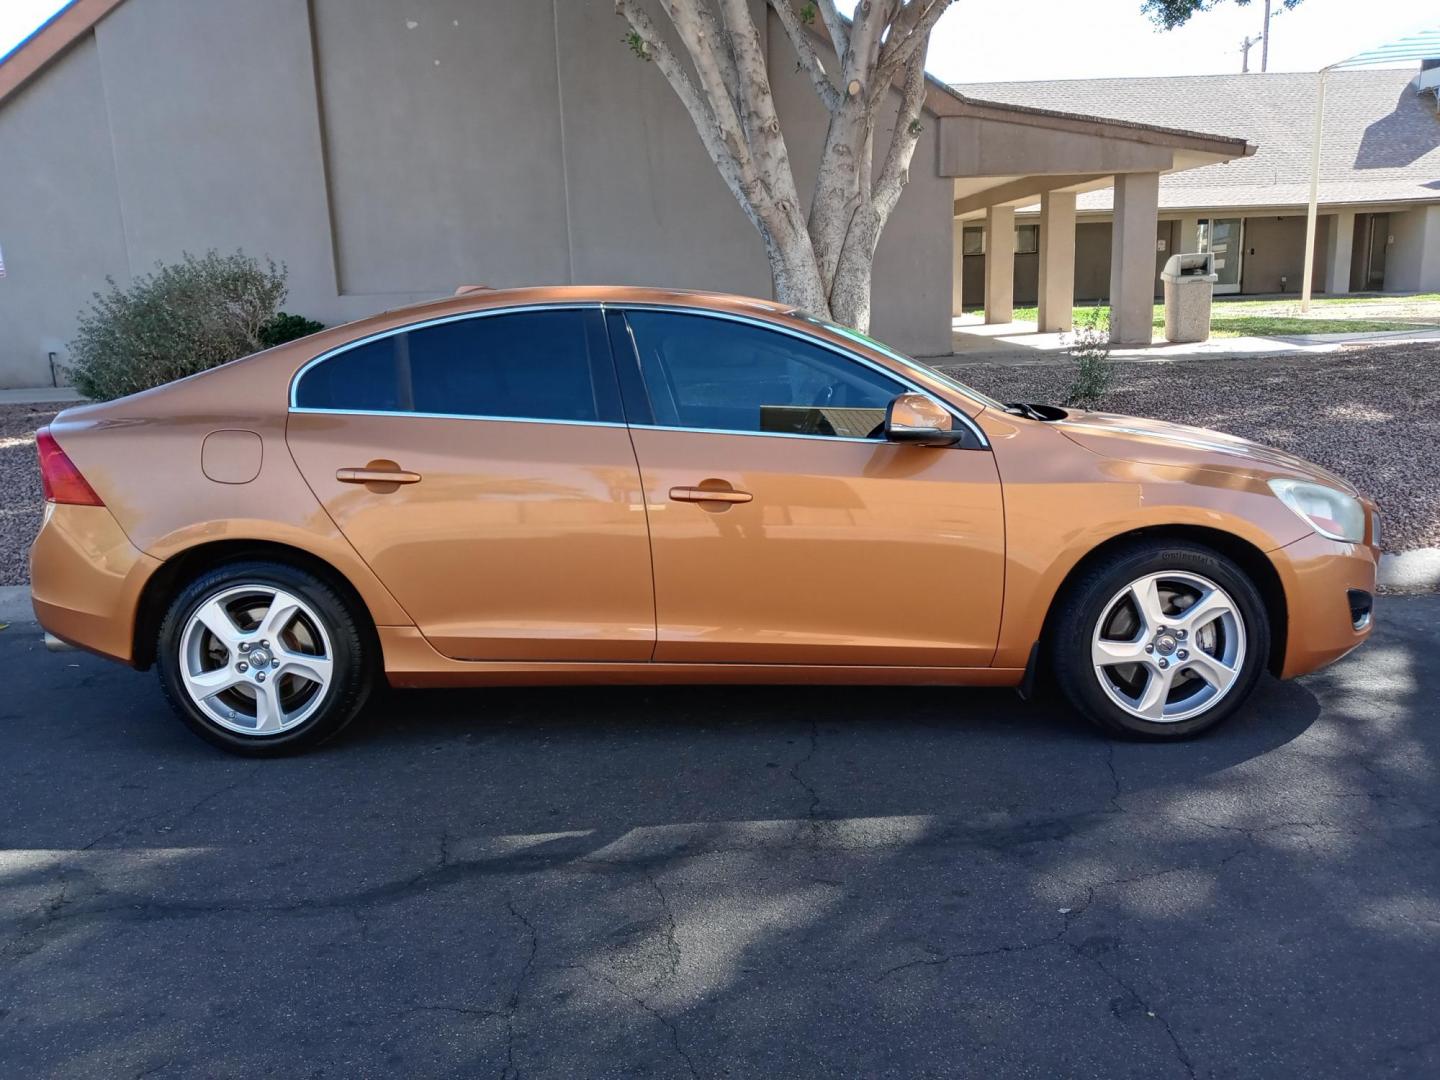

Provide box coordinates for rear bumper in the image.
[1273,531,1379,679]
[29,503,159,665]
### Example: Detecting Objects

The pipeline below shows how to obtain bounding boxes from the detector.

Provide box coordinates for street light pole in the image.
[1261,0,1272,71]
[1299,67,1328,312]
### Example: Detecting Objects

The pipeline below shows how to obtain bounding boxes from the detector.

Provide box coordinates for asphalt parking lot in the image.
[2,597,1438,1078]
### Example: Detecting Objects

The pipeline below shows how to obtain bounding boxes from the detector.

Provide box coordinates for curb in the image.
[1378,549,1440,593]
[0,585,34,625]
[2,550,1435,630]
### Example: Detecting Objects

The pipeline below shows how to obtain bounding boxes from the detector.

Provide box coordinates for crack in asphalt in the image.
[1102,741,1124,813]
[788,718,822,839]
[870,934,1067,982]
[499,897,539,1080]
[574,965,700,1080]
[1070,943,1197,1080]
[644,870,682,984]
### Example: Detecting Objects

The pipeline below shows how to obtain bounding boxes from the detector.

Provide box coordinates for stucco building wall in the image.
[0,0,953,389]
[1387,205,1440,293]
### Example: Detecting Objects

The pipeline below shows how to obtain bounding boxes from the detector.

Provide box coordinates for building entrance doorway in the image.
[1198,218,1244,294]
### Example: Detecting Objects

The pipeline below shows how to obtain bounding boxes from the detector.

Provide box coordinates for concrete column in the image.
[1108,172,1161,345]
[952,218,966,317]
[1324,210,1356,295]
[984,204,1015,324]
[1037,191,1077,333]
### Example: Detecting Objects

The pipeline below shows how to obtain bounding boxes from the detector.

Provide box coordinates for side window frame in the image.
[289,304,626,426]
[604,305,988,449]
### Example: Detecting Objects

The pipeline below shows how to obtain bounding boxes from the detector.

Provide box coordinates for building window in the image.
[962,226,984,256]
[1016,224,1039,255]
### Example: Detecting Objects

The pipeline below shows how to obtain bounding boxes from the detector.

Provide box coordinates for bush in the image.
[1063,306,1114,409]
[67,251,320,401]
[258,311,326,349]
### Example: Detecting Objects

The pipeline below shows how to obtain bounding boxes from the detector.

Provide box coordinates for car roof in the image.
[346,285,796,336]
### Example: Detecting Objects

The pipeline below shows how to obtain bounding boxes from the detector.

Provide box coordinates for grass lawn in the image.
[972,294,1440,339]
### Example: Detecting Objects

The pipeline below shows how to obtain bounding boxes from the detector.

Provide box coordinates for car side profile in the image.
[31,286,1379,755]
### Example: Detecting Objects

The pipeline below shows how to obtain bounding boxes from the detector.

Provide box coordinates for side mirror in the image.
[883,392,964,447]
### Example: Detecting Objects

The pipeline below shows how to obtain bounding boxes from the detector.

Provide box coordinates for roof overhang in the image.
[925,84,1255,221]
[0,0,123,106]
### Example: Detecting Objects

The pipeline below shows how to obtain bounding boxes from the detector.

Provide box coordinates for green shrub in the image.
[67,251,319,401]
[1063,306,1114,409]
[258,311,326,349]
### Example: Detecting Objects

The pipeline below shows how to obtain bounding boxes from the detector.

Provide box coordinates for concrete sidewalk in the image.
[948,315,1440,365]
[0,386,84,405]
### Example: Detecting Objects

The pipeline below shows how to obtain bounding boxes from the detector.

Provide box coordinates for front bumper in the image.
[1272,531,1379,679]
[29,503,160,664]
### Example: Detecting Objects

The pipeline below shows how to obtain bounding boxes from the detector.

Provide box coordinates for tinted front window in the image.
[295,309,601,422]
[624,311,905,439]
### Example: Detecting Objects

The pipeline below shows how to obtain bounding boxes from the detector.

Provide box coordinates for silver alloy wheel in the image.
[1090,570,1246,723]
[178,585,335,737]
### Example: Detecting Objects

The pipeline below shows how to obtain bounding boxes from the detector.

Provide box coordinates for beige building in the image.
[953,67,1440,311]
[0,0,1253,389]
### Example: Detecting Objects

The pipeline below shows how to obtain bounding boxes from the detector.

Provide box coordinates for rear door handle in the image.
[669,485,752,504]
[337,467,422,485]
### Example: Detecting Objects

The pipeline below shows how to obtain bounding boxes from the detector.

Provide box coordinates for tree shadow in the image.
[1,603,1436,1076]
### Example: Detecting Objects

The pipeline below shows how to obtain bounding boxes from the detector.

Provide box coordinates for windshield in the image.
[797,316,1007,412]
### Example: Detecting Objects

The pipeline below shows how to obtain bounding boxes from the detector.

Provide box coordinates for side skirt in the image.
[377,627,1024,689]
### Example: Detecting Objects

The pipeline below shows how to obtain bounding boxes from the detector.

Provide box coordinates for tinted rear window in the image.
[294,309,603,422]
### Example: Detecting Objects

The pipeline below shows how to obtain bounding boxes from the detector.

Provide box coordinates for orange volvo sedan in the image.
[31,287,1379,754]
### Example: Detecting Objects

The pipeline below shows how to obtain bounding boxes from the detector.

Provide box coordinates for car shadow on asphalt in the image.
[6,606,1440,1078]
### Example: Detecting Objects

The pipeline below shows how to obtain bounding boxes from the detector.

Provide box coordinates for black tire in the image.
[156,560,373,756]
[1049,541,1270,740]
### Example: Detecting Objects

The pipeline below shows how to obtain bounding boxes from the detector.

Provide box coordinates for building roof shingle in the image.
[953,68,1440,213]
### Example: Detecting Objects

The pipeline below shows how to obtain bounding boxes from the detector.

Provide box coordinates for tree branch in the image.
[719,0,810,234]
[768,0,841,112]
[844,0,890,91]
[613,0,771,229]
[872,47,928,219]
[813,0,850,62]
[871,0,954,100]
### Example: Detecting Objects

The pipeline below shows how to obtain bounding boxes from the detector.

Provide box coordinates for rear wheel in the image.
[156,561,372,755]
[1050,542,1270,739]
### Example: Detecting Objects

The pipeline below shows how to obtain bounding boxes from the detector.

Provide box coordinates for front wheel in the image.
[1050,543,1271,739]
[156,561,373,755]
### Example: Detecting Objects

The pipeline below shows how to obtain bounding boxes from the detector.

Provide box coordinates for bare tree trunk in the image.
[766,230,832,319]
[830,208,881,331]
[615,0,954,332]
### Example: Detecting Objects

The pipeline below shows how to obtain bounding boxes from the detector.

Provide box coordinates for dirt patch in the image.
[1,404,67,587]
[940,341,1440,551]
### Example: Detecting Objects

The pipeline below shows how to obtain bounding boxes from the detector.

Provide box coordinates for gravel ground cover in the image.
[1,402,64,586]
[941,341,1440,552]
[1,344,1435,586]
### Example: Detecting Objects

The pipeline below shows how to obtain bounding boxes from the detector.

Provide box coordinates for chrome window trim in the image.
[287,407,629,430]
[286,297,989,449]
[606,302,990,449]
[629,423,880,445]
[287,302,604,411]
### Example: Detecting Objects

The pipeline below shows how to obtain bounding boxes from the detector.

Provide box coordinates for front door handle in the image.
[669,485,753,504]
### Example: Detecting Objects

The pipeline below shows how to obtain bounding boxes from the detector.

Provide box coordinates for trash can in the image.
[1160,252,1219,344]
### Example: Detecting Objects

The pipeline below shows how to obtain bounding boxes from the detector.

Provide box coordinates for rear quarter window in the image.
[293,309,604,422]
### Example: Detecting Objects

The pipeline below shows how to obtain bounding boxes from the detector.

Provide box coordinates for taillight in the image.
[35,428,104,506]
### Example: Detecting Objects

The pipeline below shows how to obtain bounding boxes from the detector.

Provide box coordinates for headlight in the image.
[1268,479,1365,543]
